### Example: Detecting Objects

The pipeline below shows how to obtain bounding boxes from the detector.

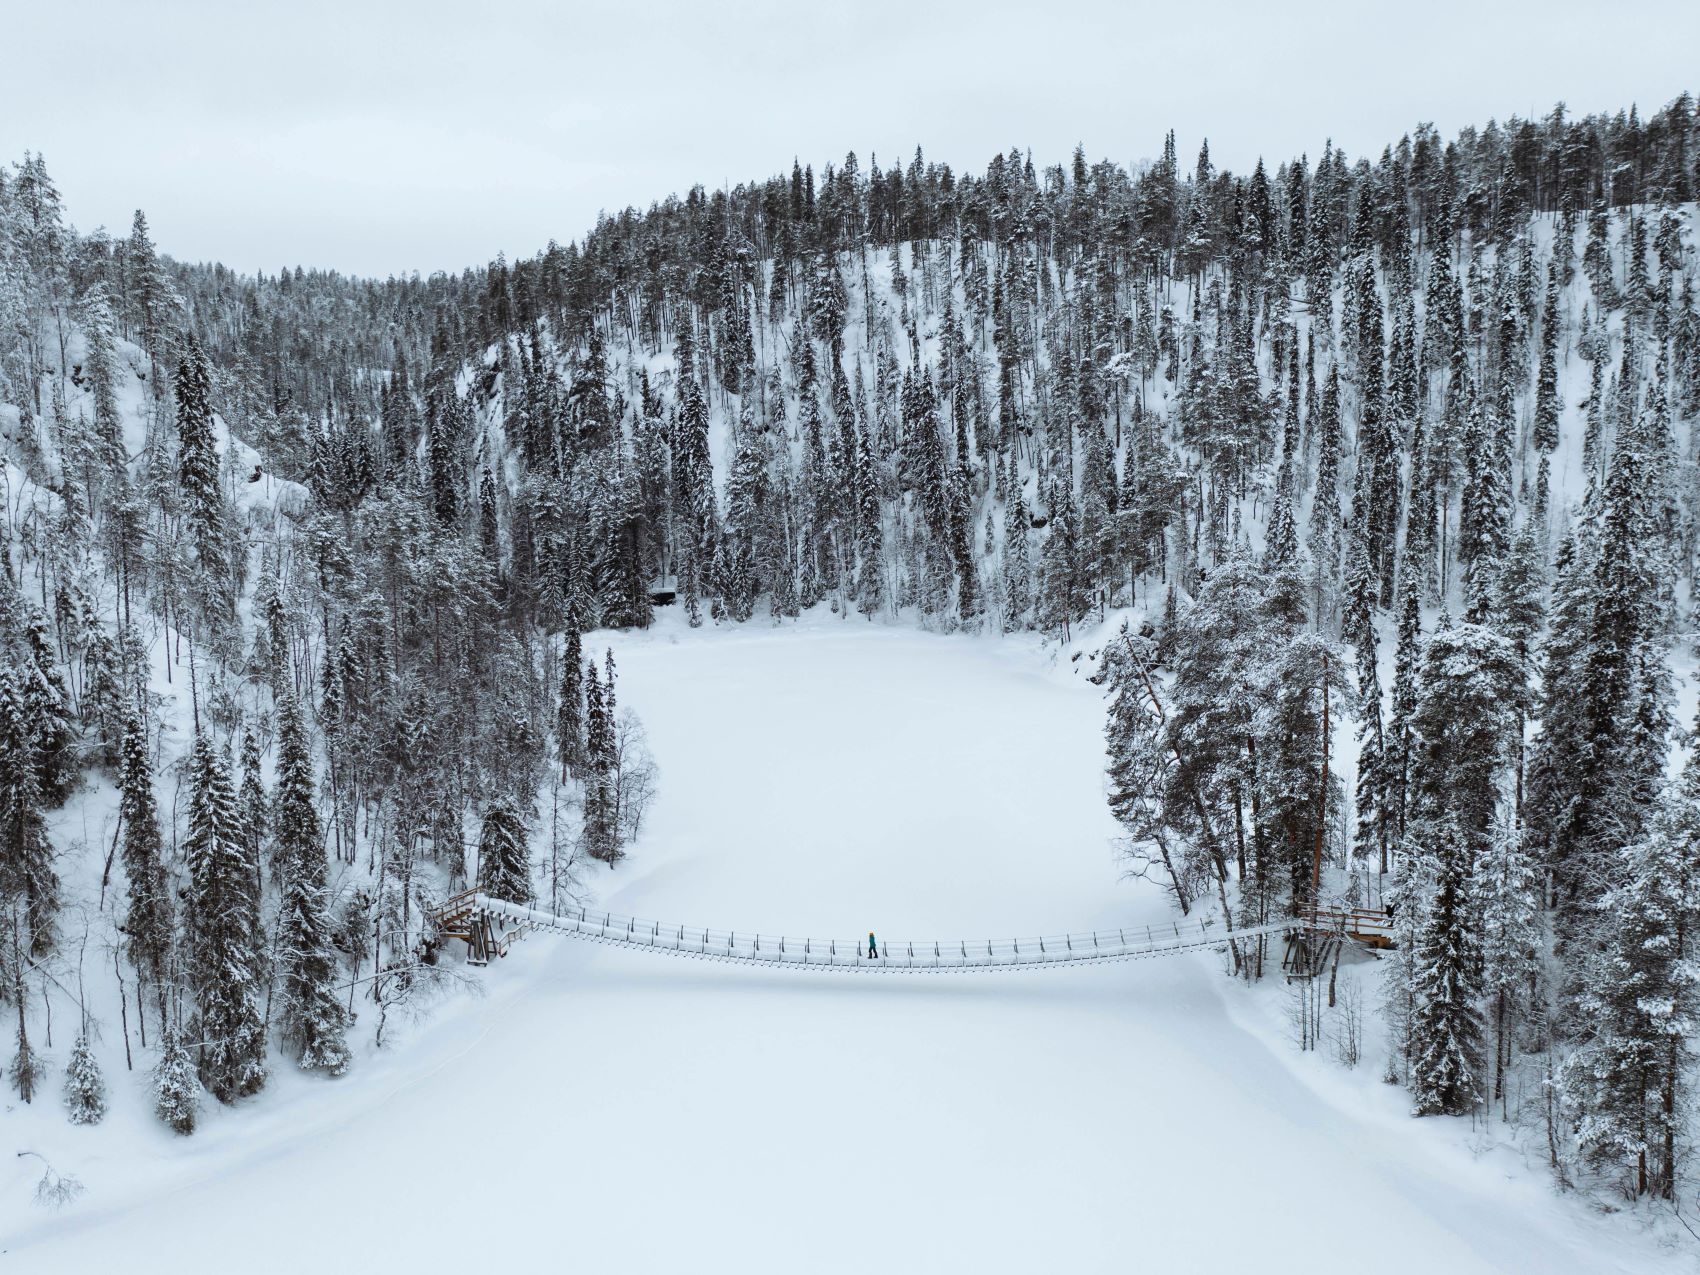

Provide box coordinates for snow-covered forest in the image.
[4,91,1700,1257]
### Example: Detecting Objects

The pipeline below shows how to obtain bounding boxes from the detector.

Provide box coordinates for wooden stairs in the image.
[432,888,529,966]
[1282,906,1394,982]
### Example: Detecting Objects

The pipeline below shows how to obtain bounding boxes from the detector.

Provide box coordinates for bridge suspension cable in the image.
[432,890,1390,972]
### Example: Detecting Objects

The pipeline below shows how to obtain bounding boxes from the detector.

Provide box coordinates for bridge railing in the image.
[464,895,1297,969]
[434,886,482,925]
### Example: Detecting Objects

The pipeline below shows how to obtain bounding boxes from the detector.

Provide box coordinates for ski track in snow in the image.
[6,619,1690,1273]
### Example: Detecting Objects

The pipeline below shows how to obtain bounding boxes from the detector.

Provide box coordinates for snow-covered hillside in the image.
[6,619,1691,1273]
[6,94,1700,1270]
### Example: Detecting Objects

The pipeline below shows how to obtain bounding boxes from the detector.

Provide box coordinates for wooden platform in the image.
[1296,906,1395,949]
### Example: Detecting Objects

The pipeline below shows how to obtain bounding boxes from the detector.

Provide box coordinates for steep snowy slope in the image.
[6,617,1687,1273]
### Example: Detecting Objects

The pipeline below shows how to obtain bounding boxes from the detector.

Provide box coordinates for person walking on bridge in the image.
[867,931,879,960]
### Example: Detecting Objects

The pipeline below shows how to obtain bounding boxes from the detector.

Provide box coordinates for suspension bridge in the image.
[432,890,1394,973]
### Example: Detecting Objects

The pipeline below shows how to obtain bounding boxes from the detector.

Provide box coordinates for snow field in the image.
[8,619,1689,1273]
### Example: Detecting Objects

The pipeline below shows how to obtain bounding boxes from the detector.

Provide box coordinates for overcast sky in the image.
[3,0,1694,278]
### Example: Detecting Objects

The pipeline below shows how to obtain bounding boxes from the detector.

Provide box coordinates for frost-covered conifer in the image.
[1385,572,1421,841]
[1101,628,1188,911]
[1475,817,1542,1110]
[0,667,57,956]
[174,338,226,578]
[1001,480,1032,631]
[183,732,266,1102]
[78,283,125,472]
[854,421,885,619]
[1532,429,1670,936]
[1532,264,1561,454]
[1343,532,1386,872]
[478,802,532,902]
[581,659,619,865]
[154,1029,199,1135]
[1306,364,1342,613]
[1263,464,1298,571]
[1407,622,1524,854]
[63,1032,106,1124]
[1565,754,1700,1198]
[558,620,584,780]
[237,726,268,886]
[19,605,75,805]
[1410,820,1482,1116]
[274,692,351,1075]
[118,705,171,1007]
[257,571,290,690]
[1037,478,1088,641]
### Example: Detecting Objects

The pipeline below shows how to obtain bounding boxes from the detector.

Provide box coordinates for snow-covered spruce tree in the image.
[274,692,351,1076]
[1162,548,1269,896]
[1001,478,1033,631]
[0,666,58,957]
[1385,571,1422,842]
[125,207,178,360]
[63,1031,106,1124]
[1263,466,1298,572]
[854,420,885,619]
[1524,531,1590,888]
[1490,523,1546,813]
[1101,626,1190,912]
[79,630,131,767]
[1566,765,1700,1200]
[1118,431,1183,604]
[478,467,499,557]
[426,388,463,529]
[1355,298,1401,605]
[256,570,291,691]
[182,732,267,1102]
[1343,531,1388,875]
[78,282,127,475]
[1532,262,1561,455]
[174,337,228,594]
[478,801,532,904]
[1380,842,1429,1086]
[1456,373,1510,625]
[1475,816,1542,1114]
[1259,618,1349,910]
[1529,427,1670,943]
[948,452,981,629]
[580,657,618,866]
[720,408,768,624]
[1154,546,1343,973]
[153,1028,199,1135]
[117,705,171,1018]
[1395,619,1522,1113]
[1410,818,1483,1117]
[1037,476,1088,642]
[1306,363,1342,619]
[19,604,76,805]
[237,726,269,886]
[1406,620,1525,854]
[674,374,716,569]
[557,618,584,780]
